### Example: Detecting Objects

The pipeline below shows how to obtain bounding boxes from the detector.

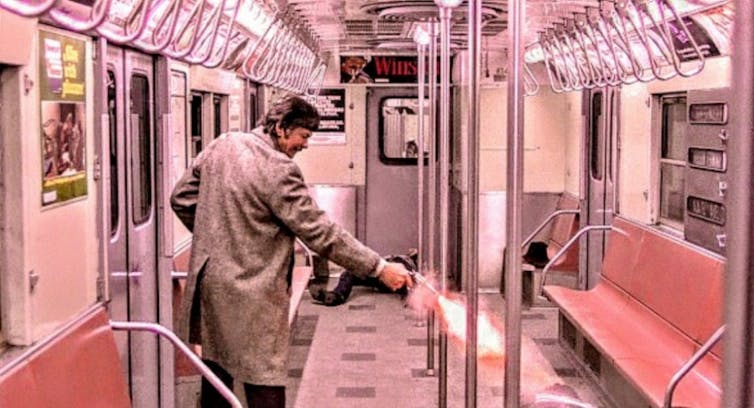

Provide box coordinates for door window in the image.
[107,70,120,236]
[590,92,604,181]
[658,95,687,229]
[379,97,429,164]
[130,74,152,225]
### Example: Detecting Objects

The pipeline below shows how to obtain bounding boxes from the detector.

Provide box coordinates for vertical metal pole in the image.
[427,19,439,378]
[416,38,434,374]
[504,0,525,407]
[436,5,453,408]
[465,0,481,407]
[724,1,754,406]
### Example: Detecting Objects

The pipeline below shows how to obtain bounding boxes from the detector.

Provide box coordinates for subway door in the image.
[366,87,423,255]
[105,47,160,407]
[583,87,619,289]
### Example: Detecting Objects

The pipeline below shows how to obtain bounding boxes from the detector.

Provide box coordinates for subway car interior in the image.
[0,0,752,407]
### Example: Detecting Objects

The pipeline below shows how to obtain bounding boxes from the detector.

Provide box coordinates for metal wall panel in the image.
[685,88,731,254]
[309,184,357,237]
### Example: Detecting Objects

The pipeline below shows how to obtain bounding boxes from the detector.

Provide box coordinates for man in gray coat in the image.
[171,95,412,408]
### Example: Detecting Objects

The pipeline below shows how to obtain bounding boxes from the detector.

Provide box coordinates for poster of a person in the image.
[340,55,373,83]
[41,102,86,179]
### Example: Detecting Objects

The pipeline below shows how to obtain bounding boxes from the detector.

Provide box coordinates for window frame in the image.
[377,96,431,166]
[654,93,688,231]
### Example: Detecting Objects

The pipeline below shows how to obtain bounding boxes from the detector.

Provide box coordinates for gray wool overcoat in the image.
[170,128,381,385]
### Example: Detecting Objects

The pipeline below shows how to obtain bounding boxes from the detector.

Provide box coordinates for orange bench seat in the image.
[544,217,723,408]
[0,306,131,408]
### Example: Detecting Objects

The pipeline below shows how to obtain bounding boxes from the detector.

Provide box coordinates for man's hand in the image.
[378,262,415,291]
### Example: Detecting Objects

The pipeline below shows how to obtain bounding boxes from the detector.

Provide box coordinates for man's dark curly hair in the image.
[259,95,320,136]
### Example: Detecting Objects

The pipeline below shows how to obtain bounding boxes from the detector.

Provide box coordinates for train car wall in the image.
[0,10,34,65]
[563,91,584,197]
[1,26,98,345]
[295,87,367,186]
[620,56,732,224]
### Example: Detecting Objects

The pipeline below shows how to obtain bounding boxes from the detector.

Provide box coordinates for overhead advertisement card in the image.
[340,55,423,84]
[310,88,346,145]
[39,29,87,207]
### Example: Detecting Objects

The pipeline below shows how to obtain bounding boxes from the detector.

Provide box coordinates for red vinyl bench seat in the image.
[544,217,724,408]
[0,305,131,408]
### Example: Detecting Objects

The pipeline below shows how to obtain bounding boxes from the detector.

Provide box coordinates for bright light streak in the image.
[414,26,430,46]
[535,393,595,408]
[435,294,506,362]
[434,0,463,9]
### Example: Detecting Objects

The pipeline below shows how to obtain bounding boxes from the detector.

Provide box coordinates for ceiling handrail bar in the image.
[523,62,540,96]
[584,7,623,86]
[642,0,706,78]
[182,0,230,64]
[547,36,577,92]
[304,61,326,97]
[47,0,112,32]
[160,0,208,59]
[608,0,656,82]
[281,45,308,90]
[265,22,298,85]
[188,0,240,66]
[592,2,639,85]
[539,36,568,93]
[220,32,250,71]
[256,17,296,84]
[556,23,593,89]
[623,0,678,80]
[243,13,282,81]
[565,20,597,89]
[132,0,184,54]
[94,0,154,45]
[573,13,610,87]
[0,0,60,17]
[547,29,582,91]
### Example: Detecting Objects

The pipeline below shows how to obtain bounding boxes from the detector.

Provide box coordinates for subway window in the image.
[213,94,223,138]
[107,70,119,236]
[190,93,203,158]
[379,97,429,165]
[590,92,604,181]
[658,94,688,229]
[130,74,152,225]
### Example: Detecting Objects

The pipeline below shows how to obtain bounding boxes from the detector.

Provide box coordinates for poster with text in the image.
[39,30,87,206]
[310,88,347,145]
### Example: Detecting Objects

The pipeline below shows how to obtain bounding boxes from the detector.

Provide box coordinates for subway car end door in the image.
[105,46,159,408]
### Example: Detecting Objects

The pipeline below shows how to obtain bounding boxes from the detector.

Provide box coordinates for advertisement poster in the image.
[39,30,87,206]
[340,55,424,84]
[310,88,346,145]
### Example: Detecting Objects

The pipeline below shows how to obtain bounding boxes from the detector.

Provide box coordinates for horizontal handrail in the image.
[521,209,580,250]
[110,320,242,408]
[0,0,323,93]
[296,238,314,267]
[539,225,614,295]
[663,325,725,408]
[171,271,188,279]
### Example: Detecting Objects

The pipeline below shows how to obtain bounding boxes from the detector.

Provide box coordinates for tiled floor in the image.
[175,280,613,407]
[287,282,614,408]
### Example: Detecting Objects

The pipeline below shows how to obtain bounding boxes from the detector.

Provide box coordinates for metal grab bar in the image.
[47,0,112,32]
[644,0,706,78]
[539,225,614,295]
[109,320,243,408]
[171,271,188,279]
[95,0,154,45]
[0,0,59,17]
[295,238,314,267]
[523,62,540,96]
[663,325,725,408]
[161,0,209,59]
[521,209,580,250]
